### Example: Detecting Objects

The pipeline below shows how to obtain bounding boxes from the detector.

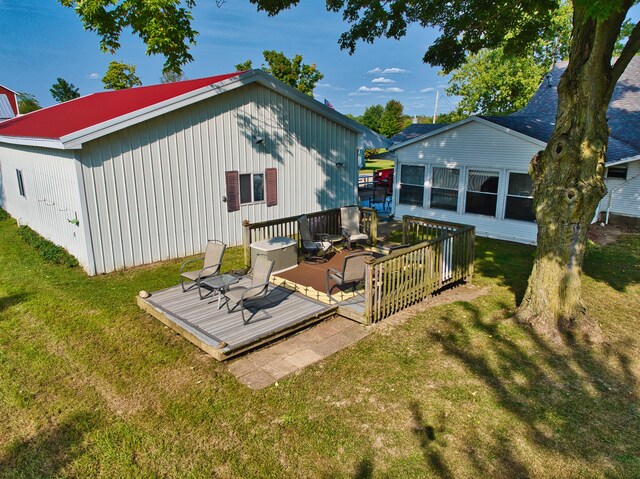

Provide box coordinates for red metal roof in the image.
[0,72,244,141]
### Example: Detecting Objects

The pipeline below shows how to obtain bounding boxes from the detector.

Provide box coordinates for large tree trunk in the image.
[516,4,638,344]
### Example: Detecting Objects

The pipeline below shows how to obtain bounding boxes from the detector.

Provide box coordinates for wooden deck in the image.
[138,279,336,361]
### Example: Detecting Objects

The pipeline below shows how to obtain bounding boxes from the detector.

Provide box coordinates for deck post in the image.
[402,215,408,244]
[363,256,375,325]
[242,219,251,270]
[370,209,378,246]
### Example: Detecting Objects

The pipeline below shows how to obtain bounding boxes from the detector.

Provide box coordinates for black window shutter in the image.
[225,170,240,212]
[265,168,278,207]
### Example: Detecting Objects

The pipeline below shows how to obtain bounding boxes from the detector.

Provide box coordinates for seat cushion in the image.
[348,233,369,242]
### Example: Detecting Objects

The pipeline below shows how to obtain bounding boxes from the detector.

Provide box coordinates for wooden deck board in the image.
[139,282,336,360]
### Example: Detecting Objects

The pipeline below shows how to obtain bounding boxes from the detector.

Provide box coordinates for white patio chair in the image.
[340,206,370,250]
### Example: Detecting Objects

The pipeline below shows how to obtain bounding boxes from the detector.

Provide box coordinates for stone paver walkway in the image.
[227,316,370,389]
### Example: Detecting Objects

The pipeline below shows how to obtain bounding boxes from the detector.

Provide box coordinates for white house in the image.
[390,58,640,244]
[0,70,363,274]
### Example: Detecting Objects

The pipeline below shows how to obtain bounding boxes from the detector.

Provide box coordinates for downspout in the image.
[605,172,640,224]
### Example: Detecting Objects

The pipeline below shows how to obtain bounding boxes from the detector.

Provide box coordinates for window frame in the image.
[429,166,460,212]
[16,169,26,198]
[398,163,426,207]
[464,168,500,217]
[504,171,535,222]
[606,165,628,180]
[239,172,265,206]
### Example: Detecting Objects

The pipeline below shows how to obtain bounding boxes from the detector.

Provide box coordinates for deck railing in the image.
[243,206,378,268]
[364,216,475,324]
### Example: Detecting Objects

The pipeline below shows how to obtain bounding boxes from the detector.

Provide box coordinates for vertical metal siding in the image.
[80,83,359,274]
[0,144,91,270]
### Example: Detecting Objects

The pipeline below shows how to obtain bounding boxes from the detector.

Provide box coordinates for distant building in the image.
[389,57,640,244]
[0,85,19,121]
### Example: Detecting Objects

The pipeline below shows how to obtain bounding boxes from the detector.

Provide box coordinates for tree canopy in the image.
[50,78,80,103]
[17,93,41,114]
[58,0,198,74]
[235,51,324,96]
[160,71,186,83]
[102,61,142,90]
[378,100,405,137]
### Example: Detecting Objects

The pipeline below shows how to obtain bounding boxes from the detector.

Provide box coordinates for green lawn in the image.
[1,214,639,478]
[359,159,394,174]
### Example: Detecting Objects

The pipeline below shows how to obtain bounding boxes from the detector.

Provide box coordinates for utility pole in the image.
[432,90,439,124]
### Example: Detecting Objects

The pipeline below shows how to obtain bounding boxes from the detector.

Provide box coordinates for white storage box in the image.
[250,237,298,274]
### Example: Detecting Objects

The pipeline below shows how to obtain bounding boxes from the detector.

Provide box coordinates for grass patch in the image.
[359,159,394,173]
[16,225,79,268]
[0,208,9,222]
[0,217,638,478]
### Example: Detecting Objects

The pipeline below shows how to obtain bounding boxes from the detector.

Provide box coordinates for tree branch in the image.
[611,20,640,83]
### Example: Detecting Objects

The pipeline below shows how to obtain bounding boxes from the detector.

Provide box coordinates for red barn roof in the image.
[0,72,243,141]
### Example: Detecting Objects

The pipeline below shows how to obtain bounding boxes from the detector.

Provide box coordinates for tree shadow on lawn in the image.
[0,292,30,315]
[473,235,639,304]
[0,411,101,478]
[408,301,639,477]
[582,236,640,292]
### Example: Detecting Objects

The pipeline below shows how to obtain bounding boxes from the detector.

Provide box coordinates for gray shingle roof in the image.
[391,123,448,143]
[483,57,640,163]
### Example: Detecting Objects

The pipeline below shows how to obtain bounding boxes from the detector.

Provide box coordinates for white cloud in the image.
[358,86,384,92]
[372,77,395,84]
[420,87,435,93]
[351,85,405,96]
[382,68,409,74]
[87,73,100,80]
[317,83,332,88]
[367,67,408,74]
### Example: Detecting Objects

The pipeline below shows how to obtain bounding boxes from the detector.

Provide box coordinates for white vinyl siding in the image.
[0,144,91,269]
[80,83,359,274]
[602,160,640,219]
[393,119,540,244]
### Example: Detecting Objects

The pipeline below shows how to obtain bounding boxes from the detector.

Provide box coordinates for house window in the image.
[399,165,425,206]
[16,169,25,197]
[239,173,264,204]
[431,167,459,211]
[466,170,499,216]
[505,172,535,222]
[607,165,628,180]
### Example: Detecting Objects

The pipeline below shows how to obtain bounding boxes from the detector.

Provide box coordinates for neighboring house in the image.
[389,57,640,244]
[0,85,19,121]
[390,123,448,144]
[0,70,363,274]
[357,128,393,167]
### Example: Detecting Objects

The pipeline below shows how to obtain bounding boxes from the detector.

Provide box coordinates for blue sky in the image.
[2,1,638,117]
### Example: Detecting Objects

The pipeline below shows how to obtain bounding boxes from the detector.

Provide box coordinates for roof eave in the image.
[606,154,640,166]
[0,135,69,150]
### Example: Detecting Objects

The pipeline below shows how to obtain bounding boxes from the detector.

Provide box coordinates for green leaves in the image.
[58,0,198,74]
[239,51,324,96]
[50,78,81,103]
[102,61,142,90]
